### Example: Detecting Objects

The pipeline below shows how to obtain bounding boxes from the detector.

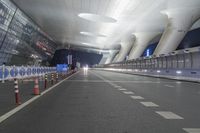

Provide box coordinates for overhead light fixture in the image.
[81,42,94,46]
[80,31,106,37]
[78,13,117,23]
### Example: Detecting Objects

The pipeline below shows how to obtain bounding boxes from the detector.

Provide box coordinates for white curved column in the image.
[154,8,200,56]
[115,36,135,62]
[128,32,160,60]
[112,53,119,63]
[105,50,118,64]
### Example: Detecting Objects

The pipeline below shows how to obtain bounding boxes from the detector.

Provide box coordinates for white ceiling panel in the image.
[12,0,200,50]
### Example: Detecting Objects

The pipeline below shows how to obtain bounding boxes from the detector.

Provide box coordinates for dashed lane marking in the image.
[155,111,184,119]
[123,91,134,94]
[0,71,79,124]
[164,84,175,88]
[118,88,127,91]
[114,85,122,88]
[140,102,159,107]
[183,128,200,133]
[130,96,144,100]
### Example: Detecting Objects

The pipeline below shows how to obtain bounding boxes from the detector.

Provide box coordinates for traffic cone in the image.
[14,78,21,105]
[51,73,54,85]
[56,73,59,83]
[33,78,40,95]
[44,74,48,89]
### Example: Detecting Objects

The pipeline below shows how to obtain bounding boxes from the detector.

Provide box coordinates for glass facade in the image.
[0,0,57,66]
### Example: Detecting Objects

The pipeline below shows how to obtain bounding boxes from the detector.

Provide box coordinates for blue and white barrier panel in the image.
[0,66,56,81]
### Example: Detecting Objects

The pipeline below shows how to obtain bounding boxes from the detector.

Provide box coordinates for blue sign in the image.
[10,68,18,77]
[57,64,68,72]
[27,68,32,75]
[0,68,9,78]
[32,68,36,74]
[37,68,41,74]
[146,49,150,57]
[19,68,26,76]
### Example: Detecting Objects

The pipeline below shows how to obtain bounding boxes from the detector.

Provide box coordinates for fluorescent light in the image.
[176,70,182,74]
[78,13,117,23]
[157,70,161,73]
[81,42,93,46]
[80,31,106,37]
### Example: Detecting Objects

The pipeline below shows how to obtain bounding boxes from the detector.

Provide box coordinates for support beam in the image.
[105,50,118,64]
[114,36,135,62]
[128,32,160,60]
[112,53,119,63]
[154,8,200,56]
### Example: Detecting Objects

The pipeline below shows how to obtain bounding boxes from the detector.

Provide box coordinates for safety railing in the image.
[97,47,200,82]
[0,65,57,81]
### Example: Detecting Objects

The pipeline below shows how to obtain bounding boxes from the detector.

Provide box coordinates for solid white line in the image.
[0,71,79,123]
[123,91,134,95]
[164,84,175,88]
[130,96,144,100]
[183,128,200,133]
[140,102,159,107]
[155,111,184,119]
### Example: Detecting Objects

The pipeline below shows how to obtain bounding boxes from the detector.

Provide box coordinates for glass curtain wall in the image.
[0,0,57,66]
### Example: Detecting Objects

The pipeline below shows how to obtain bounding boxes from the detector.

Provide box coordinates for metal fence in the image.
[97,49,200,81]
[0,65,57,81]
[104,51,200,70]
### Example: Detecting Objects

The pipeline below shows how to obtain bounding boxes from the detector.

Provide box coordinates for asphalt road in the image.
[0,70,200,133]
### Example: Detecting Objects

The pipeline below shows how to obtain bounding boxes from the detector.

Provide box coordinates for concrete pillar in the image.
[105,50,118,64]
[128,32,160,60]
[115,36,135,62]
[154,8,200,56]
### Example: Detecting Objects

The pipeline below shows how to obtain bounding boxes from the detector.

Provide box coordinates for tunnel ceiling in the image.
[12,0,200,51]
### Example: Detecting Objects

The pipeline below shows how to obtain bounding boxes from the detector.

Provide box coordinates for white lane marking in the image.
[140,102,159,107]
[155,111,184,119]
[114,85,122,88]
[130,96,144,100]
[183,128,200,133]
[66,80,177,83]
[109,83,116,86]
[118,88,127,91]
[123,91,134,94]
[176,81,182,84]
[0,71,79,123]
[164,84,175,88]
